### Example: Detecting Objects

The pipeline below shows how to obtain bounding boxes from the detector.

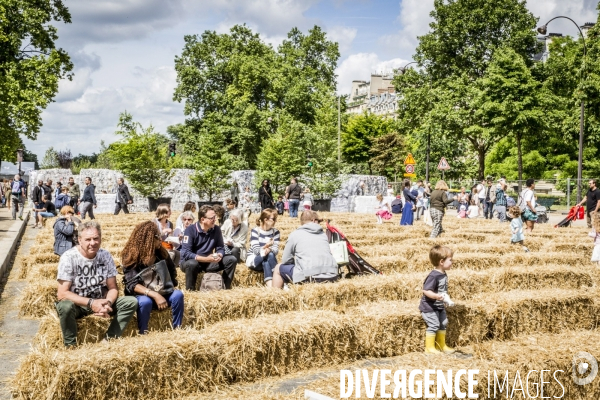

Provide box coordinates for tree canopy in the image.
[0,0,73,161]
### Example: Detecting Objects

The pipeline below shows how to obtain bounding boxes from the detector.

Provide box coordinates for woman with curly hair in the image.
[122,221,184,334]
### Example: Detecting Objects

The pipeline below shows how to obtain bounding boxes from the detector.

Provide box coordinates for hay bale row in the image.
[13,290,598,399]
[31,269,593,349]
[210,330,600,400]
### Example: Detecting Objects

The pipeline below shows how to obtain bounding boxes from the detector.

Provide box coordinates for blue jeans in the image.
[288,199,300,217]
[251,252,277,282]
[136,290,184,334]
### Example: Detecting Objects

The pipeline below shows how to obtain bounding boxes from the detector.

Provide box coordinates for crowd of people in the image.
[4,172,589,349]
[51,176,340,347]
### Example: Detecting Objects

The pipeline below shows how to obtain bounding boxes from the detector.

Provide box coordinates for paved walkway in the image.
[0,206,39,398]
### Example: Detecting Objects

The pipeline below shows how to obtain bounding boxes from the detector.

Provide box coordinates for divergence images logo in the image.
[572,352,598,386]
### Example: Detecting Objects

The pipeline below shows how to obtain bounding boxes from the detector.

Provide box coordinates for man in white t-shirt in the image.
[476,180,485,216]
[55,220,136,347]
[520,178,537,232]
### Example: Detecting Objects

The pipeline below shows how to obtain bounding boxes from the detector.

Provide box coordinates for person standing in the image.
[79,177,97,220]
[55,221,137,347]
[420,245,455,354]
[415,180,426,220]
[495,182,508,222]
[114,177,133,215]
[67,177,81,214]
[9,174,25,221]
[54,182,63,200]
[180,205,237,290]
[301,188,314,210]
[476,179,485,217]
[429,180,453,238]
[42,179,53,201]
[4,179,12,209]
[31,179,44,224]
[520,179,538,233]
[577,179,600,228]
[286,177,302,218]
[258,179,274,210]
[230,180,240,204]
[483,179,495,219]
[400,180,417,226]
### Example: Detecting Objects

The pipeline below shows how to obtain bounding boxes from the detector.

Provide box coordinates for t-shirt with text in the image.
[419,270,448,313]
[57,247,117,299]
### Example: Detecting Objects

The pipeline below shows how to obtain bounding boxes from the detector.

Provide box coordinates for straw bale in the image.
[33,265,592,347]
[13,311,358,399]
[219,331,600,400]
[18,279,58,318]
[35,308,177,349]
[470,288,598,340]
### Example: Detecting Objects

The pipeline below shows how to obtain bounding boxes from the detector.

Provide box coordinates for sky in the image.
[23,0,600,159]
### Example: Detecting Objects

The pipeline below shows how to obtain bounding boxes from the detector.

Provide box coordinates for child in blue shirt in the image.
[419,245,455,354]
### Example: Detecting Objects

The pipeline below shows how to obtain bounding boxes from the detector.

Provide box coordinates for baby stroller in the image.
[535,205,549,224]
[326,221,381,278]
[555,206,582,228]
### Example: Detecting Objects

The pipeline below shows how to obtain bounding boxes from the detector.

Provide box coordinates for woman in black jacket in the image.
[53,206,77,255]
[258,179,274,210]
[122,221,183,335]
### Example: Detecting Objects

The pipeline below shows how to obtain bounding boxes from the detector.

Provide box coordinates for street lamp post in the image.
[16,148,23,176]
[537,17,587,203]
[399,62,431,182]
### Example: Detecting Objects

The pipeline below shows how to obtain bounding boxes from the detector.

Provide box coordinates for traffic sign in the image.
[404,173,416,178]
[405,164,414,174]
[404,153,416,165]
[437,157,450,171]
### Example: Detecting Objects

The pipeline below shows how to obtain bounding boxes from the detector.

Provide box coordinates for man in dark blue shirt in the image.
[180,205,237,290]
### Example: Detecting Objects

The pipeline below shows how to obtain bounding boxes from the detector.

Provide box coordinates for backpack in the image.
[11,180,21,195]
[200,272,224,291]
[517,189,532,212]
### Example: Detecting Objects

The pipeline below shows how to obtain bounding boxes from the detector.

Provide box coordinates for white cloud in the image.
[58,0,186,48]
[24,66,183,158]
[336,53,408,94]
[527,0,597,36]
[328,26,358,53]
[377,0,434,57]
[212,0,320,37]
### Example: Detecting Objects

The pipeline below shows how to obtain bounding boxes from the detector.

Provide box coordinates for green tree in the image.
[342,112,394,174]
[0,0,73,161]
[107,112,175,198]
[40,147,59,169]
[173,24,340,170]
[255,114,308,194]
[479,47,544,189]
[415,0,539,81]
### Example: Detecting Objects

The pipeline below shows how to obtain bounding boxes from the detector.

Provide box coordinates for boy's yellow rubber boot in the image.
[425,332,441,354]
[435,330,455,354]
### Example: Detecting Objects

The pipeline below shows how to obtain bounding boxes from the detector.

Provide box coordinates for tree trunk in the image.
[477,145,486,181]
[516,133,523,193]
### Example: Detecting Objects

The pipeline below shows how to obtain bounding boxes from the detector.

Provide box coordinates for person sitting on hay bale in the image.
[247,209,281,287]
[272,210,339,289]
[420,245,455,354]
[180,205,237,290]
[122,221,184,335]
[53,205,79,256]
[221,209,248,264]
[55,221,137,347]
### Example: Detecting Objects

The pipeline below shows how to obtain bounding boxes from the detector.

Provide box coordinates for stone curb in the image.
[0,211,30,279]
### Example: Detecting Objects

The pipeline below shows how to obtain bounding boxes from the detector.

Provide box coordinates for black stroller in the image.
[325,221,381,278]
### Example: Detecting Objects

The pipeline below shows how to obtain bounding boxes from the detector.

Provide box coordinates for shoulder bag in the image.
[200,272,224,291]
[131,259,174,295]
